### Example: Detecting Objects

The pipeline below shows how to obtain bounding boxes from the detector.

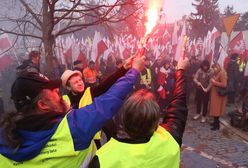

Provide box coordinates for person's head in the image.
[61,70,84,94]
[230,53,239,61]
[28,51,40,65]
[73,60,83,69]
[11,72,66,114]
[118,89,160,139]
[200,60,210,72]
[1,72,66,148]
[150,55,156,63]
[163,60,170,69]
[15,60,31,76]
[89,60,95,70]
[157,56,163,66]
[172,60,178,67]
[211,63,222,75]
[145,58,150,68]
[116,59,123,68]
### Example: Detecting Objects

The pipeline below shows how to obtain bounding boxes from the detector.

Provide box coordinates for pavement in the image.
[180,102,248,168]
[219,105,248,142]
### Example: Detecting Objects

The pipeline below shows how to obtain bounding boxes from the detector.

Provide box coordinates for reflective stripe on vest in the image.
[0,113,96,168]
[96,126,180,168]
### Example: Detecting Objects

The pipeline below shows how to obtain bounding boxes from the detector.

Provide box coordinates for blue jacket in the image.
[0,68,139,162]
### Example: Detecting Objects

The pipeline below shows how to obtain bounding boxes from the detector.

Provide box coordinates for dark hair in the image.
[0,92,43,149]
[73,60,82,66]
[89,60,95,65]
[28,51,40,59]
[230,53,238,61]
[119,89,160,139]
[200,60,210,70]
[116,59,123,65]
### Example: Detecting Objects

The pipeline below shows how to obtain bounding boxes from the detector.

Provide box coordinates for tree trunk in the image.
[42,0,55,78]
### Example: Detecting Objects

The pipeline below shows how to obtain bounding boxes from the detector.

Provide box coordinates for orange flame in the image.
[144,0,163,37]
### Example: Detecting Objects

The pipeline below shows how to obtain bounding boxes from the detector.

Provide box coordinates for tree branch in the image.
[19,0,42,26]
[0,28,42,39]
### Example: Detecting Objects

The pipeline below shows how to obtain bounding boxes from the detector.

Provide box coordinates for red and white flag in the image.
[64,46,72,68]
[229,32,246,56]
[95,40,108,71]
[0,34,13,70]
[77,51,88,69]
[211,27,221,41]
[0,54,13,71]
[0,34,11,51]
[217,47,228,68]
[175,23,186,61]
[172,23,178,46]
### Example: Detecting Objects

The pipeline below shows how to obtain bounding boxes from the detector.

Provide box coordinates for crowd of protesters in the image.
[0,45,248,167]
[2,49,248,130]
[0,45,191,167]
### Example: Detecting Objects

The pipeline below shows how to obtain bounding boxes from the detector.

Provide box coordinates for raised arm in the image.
[160,57,189,146]
[67,56,145,150]
[90,66,128,98]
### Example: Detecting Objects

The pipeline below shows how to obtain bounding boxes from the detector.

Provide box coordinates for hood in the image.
[0,123,59,162]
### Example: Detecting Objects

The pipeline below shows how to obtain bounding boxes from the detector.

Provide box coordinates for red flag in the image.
[206,50,213,65]
[211,28,221,41]
[0,37,11,50]
[224,55,230,70]
[64,46,72,68]
[77,51,87,68]
[95,40,108,70]
[123,48,130,60]
[189,42,196,56]
[0,55,13,71]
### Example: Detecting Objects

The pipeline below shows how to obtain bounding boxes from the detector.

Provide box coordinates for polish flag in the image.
[123,48,131,60]
[0,34,11,51]
[172,23,178,46]
[175,23,186,61]
[95,40,108,71]
[229,32,245,55]
[77,51,88,69]
[218,47,228,68]
[0,54,13,71]
[211,27,221,41]
[0,34,13,71]
[64,46,72,68]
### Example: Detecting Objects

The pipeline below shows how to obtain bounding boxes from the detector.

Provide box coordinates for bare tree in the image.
[0,0,142,74]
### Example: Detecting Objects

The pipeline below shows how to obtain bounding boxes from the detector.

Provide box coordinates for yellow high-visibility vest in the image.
[0,112,96,168]
[96,126,180,168]
[140,68,151,85]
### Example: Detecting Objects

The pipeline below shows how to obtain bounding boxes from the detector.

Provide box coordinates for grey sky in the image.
[164,0,248,23]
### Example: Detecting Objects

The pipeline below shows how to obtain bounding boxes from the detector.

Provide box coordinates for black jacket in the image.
[89,69,188,168]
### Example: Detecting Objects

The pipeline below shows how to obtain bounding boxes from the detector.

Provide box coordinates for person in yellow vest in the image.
[61,59,130,109]
[0,56,145,168]
[61,57,132,144]
[138,59,152,90]
[89,57,189,168]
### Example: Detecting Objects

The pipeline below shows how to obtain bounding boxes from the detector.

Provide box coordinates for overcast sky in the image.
[164,0,248,23]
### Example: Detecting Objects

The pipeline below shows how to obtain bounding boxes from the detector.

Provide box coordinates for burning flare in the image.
[144,0,163,37]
